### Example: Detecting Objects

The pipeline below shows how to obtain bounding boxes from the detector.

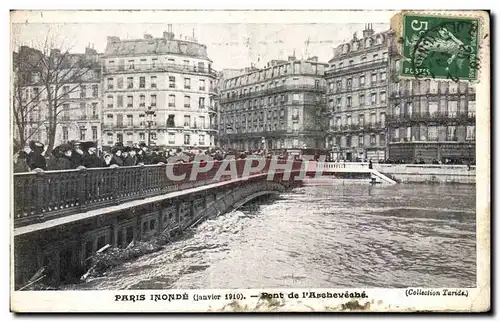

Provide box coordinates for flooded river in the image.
[69,184,476,290]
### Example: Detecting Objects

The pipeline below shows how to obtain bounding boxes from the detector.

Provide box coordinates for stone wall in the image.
[374,164,476,184]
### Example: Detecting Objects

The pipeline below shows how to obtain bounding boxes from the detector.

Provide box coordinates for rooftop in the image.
[103,29,210,60]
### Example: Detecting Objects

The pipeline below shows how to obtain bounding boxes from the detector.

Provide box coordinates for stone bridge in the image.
[11,158,393,288]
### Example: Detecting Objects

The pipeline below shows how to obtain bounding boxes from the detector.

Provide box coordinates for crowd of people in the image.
[12,140,475,173]
[13,141,286,173]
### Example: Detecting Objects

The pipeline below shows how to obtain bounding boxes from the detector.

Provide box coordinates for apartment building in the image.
[325,25,392,161]
[13,45,102,149]
[219,56,328,152]
[386,36,476,163]
[101,26,217,149]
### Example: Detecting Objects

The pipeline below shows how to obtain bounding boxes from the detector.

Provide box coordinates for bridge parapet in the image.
[13,159,304,228]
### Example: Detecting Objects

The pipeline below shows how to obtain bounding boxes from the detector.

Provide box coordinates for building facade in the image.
[219,56,328,152]
[325,25,392,161]
[101,26,217,150]
[386,33,476,163]
[13,45,102,150]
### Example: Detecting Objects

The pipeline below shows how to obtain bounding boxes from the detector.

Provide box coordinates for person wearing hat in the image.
[48,143,73,170]
[137,143,151,165]
[81,141,102,168]
[13,150,30,173]
[151,149,167,164]
[122,146,137,166]
[69,141,84,168]
[47,145,60,170]
[27,141,47,171]
[110,146,124,166]
[101,152,113,167]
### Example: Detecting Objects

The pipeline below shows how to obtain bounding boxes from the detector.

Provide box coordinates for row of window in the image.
[223,93,322,111]
[391,125,476,141]
[333,113,386,127]
[105,132,207,146]
[392,101,476,117]
[224,78,323,100]
[23,85,100,102]
[330,134,386,148]
[392,79,473,95]
[105,114,210,129]
[60,126,99,142]
[330,91,387,109]
[328,71,387,93]
[105,94,209,109]
[330,51,388,70]
[29,70,100,85]
[59,102,99,120]
[223,123,287,133]
[228,139,310,150]
[222,109,286,122]
[106,76,211,91]
[107,58,209,72]
[224,62,323,89]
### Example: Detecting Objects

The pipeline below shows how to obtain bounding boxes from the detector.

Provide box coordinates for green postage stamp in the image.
[393,11,485,82]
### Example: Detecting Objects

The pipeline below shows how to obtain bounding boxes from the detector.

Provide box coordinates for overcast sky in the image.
[11,11,392,70]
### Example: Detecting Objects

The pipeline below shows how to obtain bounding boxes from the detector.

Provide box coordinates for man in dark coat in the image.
[110,146,124,166]
[151,149,168,164]
[70,141,84,168]
[137,142,150,165]
[48,144,73,170]
[27,141,47,171]
[81,141,102,168]
[123,146,137,166]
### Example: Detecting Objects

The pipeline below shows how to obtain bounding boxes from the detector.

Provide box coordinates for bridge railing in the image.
[314,162,370,171]
[13,158,305,228]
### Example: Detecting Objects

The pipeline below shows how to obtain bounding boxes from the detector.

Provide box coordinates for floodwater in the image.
[69,184,476,290]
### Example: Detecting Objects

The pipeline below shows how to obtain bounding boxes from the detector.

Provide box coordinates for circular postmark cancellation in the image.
[400,14,480,82]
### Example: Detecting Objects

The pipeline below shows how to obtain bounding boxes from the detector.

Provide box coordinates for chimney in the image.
[85,46,97,55]
[362,23,375,38]
[107,36,120,44]
[144,34,153,39]
[288,55,296,61]
[163,30,175,40]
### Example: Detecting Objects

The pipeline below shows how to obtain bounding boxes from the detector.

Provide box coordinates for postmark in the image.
[397,13,482,82]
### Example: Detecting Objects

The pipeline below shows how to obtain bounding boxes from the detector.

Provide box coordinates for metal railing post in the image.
[78,167,88,210]
[34,170,45,222]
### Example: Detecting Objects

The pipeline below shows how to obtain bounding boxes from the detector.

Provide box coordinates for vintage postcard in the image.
[9,9,490,312]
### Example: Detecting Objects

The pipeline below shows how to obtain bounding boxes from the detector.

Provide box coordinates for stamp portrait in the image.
[392,12,483,82]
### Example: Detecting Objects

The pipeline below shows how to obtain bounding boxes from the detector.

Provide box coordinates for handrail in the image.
[12,159,304,228]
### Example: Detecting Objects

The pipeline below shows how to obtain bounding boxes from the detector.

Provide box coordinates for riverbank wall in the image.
[374,164,476,184]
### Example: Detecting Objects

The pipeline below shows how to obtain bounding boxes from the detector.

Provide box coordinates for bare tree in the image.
[12,34,99,154]
[12,47,46,152]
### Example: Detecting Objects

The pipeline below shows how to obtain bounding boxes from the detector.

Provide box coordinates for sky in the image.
[11,11,392,70]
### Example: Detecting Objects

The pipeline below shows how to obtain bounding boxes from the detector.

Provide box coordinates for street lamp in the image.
[145,106,156,148]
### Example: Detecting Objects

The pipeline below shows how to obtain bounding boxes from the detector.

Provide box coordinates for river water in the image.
[69,183,476,290]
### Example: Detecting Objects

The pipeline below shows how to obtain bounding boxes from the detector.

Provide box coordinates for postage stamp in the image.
[8,9,490,313]
[391,11,487,82]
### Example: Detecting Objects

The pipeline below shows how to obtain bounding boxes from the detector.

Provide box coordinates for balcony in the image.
[103,62,218,78]
[365,122,384,131]
[386,112,476,125]
[220,84,327,103]
[325,58,388,75]
[208,87,218,96]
